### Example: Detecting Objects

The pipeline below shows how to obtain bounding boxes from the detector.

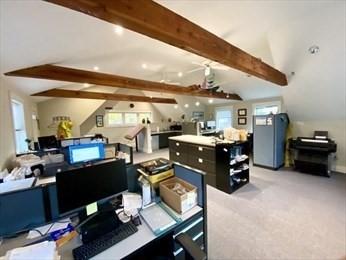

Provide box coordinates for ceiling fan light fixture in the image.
[205,66,211,76]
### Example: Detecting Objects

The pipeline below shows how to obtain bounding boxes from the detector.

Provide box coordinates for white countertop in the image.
[151,130,182,135]
[168,135,212,147]
[169,135,235,147]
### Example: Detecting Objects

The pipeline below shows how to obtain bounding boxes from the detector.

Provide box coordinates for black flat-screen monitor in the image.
[0,187,46,237]
[56,159,127,215]
[38,135,58,150]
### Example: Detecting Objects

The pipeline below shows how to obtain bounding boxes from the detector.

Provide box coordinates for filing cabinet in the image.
[169,140,217,187]
[169,138,250,193]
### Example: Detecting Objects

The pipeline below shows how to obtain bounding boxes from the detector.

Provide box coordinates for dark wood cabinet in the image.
[169,139,249,193]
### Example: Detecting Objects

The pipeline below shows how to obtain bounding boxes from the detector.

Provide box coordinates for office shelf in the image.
[215,142,250,194]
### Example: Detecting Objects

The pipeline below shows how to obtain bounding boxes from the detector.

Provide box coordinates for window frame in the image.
[252,101,281,116]
[11,98,28,154]
[215,106,233,131]
[105,110,152,127]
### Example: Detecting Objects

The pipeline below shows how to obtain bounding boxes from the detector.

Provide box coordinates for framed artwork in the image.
[238,117,247,125]
[96,115,104,127]
[192,111,204,120]
[238,108,247,116]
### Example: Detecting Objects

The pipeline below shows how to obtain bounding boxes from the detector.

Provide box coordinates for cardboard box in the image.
[159,177,197,214]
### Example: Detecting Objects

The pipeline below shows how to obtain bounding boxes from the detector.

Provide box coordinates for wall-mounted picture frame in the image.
[238,108,247,116]
[238,117,247,125]
[96,115,104,127]
[192,111,204,121]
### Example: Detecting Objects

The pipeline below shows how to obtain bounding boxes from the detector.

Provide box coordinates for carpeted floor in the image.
[133,149,346,259]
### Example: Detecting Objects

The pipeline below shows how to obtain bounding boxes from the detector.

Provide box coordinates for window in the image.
[215,108,232,131]
[106,111,152,127]
[11,99,27,153]
[253,101,281,116]
[138,112,152,123]
[124,113,138,125]
[107,112,123,126]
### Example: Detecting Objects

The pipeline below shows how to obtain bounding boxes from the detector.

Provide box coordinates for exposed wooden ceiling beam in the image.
[44,0,287,86]
[5,64,242,100]
[32,88,178,104]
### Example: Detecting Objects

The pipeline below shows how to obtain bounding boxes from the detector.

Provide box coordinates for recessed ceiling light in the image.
[184,104,189,108]
[93,66,99,71]
[83,83,90,87]
[308,45,319,54]
[150,95,153,99]
[113,25,123,35]
[195,101,200,106]
[208,99,213,104]
[142,63,147,69]
[174,105,178,109]
[178,72,183,77]
[226,94,230,98]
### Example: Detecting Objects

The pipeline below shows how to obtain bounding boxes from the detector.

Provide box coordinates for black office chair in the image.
[175,233,207,260]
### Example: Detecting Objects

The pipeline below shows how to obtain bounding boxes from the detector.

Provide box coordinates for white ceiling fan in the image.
[186,60,230,75]
[159,72,181,85]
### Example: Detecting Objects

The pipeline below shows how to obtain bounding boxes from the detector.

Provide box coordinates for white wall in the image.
[79,97,165,143]
[0,79,38,170]
[37,98,104,137]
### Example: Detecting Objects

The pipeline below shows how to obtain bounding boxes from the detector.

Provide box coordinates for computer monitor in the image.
[68,143,105,164]
[38,135,58,150]
[0,187,46,237]
[206,121,216,128]
[55,159,128,215]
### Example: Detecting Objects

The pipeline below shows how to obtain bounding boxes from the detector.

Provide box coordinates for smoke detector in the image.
[308,45,320,54]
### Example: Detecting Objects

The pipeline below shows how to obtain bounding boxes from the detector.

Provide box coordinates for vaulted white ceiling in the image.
[0,0,345,119]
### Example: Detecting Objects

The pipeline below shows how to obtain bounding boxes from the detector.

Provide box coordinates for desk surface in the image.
[0,206,202,259]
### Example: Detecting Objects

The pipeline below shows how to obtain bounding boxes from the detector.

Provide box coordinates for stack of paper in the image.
[4,241,59,260]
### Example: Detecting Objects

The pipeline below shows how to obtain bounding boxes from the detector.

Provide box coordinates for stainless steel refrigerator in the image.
[253,113,289,170]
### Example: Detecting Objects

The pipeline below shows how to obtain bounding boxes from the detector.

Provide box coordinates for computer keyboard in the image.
[73,221,138,260]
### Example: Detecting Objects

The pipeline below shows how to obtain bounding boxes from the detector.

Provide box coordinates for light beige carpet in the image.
[133,149,346,259]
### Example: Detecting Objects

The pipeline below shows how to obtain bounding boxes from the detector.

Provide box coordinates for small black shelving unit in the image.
[215,141,250,194]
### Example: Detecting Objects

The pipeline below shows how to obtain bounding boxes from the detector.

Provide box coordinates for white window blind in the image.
[216,109,232,131]
[11,99,27,153]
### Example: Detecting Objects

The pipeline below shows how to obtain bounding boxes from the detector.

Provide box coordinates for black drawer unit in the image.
[172,212,204,259]
[169,138,250,194]
[169,149,188,165]
[188,156,215,173]
[189,144,215,161]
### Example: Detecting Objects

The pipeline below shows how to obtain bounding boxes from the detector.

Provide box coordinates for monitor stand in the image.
[79,201,121,244]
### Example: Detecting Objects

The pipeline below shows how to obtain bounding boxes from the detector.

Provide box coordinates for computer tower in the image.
[253,113,289,170]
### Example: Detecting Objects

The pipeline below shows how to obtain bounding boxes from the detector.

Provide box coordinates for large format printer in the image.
[289,131,337,177]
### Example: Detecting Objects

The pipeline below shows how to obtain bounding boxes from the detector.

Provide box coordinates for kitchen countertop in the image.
[169,134,234,147]
[151,130,182,135]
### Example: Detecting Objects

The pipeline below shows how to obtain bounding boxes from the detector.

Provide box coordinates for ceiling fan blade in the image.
[212,65,230,71]
[191,61,204,67]
[215,81,233,86]
[186,67,204,74]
